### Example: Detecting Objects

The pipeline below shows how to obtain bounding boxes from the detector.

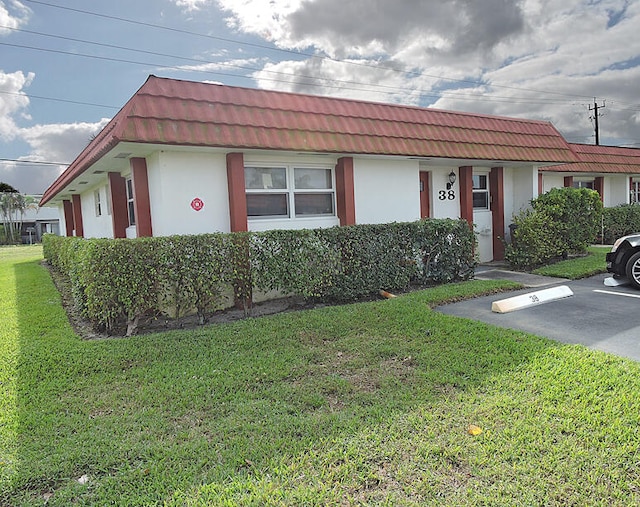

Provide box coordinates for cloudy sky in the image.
[1,0,639,194]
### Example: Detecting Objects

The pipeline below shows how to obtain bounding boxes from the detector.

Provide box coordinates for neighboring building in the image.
[0,194,60,243]
[27,196,61,242]
[540,144,640,207]
[40,75,579,262]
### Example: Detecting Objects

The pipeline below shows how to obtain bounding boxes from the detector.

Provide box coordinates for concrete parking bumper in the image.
[437,270,640,362]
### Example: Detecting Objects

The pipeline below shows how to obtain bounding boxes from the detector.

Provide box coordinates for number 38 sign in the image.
[438,189,455,200]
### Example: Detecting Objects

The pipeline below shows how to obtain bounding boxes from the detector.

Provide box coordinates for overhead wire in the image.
[3,0,635,149]
[0,158,70,166]
[0,28,588,109]
[18,0,603,104]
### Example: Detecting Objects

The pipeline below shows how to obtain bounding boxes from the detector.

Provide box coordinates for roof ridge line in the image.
[143,74,558,127]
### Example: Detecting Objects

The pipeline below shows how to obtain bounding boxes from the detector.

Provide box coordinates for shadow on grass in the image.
[8,255,568,505]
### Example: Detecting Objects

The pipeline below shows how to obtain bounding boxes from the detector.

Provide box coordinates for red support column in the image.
[71,194,84,237]
[335,157,356,225]
[490,167,505,261]
[419,171,430,219]
[564,176,574,188]
[226,152,248,232]
[63,199,74,237]
[130,157,153,237]
[226,152,251,310]
[459,166,473,229]
[538,172,543,196]
[108,172,128,238]
[594,176,604,202]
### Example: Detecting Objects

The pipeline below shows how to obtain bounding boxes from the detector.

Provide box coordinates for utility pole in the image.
[589,98,605,145]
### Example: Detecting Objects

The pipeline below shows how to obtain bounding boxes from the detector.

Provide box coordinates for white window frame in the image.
[126,177,136,226]
[573,178,594,190]
[94,189,102,217]
[472,172,490,210]
[631,179,640,204]
[245,164,336,220]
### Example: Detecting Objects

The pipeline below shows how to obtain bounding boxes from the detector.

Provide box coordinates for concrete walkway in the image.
[474,265,567,288]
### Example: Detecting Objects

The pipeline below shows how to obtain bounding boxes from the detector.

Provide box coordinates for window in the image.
[126,178,136,226]
[631,180,640,203]
[245,167,288,217]
[94,189,102,217]
[245,166,335,219]
[573,179,594,189]
[472,174,489,210]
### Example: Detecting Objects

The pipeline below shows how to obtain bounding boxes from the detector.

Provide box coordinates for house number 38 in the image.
[438,190,456,200]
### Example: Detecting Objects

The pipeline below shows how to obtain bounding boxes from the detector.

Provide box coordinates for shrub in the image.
[506,187,603,270]
[602,204,640,244]
[43,219,477,335]
[155,234,230,324]
[415,218,477,284]
[82,238,160,335]
[250,229,340,300]
[317,223,417,302]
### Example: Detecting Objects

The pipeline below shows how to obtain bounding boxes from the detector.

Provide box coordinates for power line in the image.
[0,26,470,103]
[0,38,585,109]
[0,89,118,110]
[0,158,69,166]
[20,0,600,103]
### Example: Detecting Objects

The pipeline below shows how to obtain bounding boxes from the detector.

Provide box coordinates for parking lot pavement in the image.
[436,273,640,362]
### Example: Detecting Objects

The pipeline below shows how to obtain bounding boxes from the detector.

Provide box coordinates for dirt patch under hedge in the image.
[44,260,407,340]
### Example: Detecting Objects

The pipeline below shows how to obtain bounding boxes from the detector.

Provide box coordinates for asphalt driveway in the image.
[436,271,640,361]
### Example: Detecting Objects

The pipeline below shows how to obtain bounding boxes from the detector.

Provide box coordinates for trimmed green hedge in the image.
[505,187,603,270]
[602,204,640,244]
[43,219,476,335]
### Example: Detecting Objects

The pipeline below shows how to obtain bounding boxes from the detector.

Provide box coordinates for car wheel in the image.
[625,250,640,289]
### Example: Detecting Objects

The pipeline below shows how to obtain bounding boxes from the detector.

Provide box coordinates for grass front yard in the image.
[533,245,610,279]
[2,245,640,506]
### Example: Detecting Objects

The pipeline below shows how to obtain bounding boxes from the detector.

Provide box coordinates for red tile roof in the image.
[542,144,640,174]
[41,75,577,205]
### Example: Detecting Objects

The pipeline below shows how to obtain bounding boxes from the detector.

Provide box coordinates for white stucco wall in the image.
[511,167,537,217]
[79,183,114,238]
[56,203,67,237]
[147,151,231,235]
[429,166,461,219]
[605,175,630,206]
[498,167,535,243]
[541,173,565,194]
[353,158,420,224]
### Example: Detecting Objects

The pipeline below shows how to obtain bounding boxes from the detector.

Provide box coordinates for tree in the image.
[0,192,37,244]
[0,182,19,193]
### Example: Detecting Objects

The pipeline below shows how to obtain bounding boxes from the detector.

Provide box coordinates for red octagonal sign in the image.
[190,197,204,211]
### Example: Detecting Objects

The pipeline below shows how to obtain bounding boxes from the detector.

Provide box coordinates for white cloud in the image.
[215,0,303,42]
[164,57,263,75]
[0,118,110,194]
[19,119,111,164]
[173,0,210,11]
[0,161,61,195]
[0,69,34,141]
[0,0,30,35]
[252,57,434,105]
[211,0,640,145]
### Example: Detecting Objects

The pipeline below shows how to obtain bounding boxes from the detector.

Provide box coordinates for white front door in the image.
[472,171,493,263]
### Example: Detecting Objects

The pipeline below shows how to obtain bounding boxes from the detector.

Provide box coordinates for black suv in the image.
[606,233,640,289]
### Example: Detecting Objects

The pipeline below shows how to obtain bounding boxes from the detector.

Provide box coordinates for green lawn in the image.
[533,245,610,279]
[3,245,640,506]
